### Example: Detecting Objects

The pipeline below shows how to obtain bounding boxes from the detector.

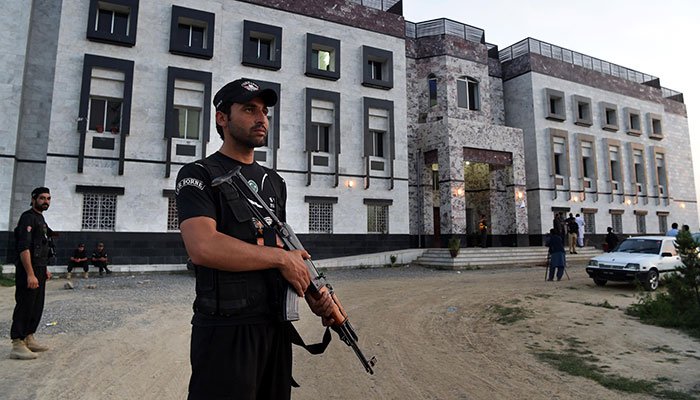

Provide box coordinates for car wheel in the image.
[644,270,659,291]
[593,278,607,287]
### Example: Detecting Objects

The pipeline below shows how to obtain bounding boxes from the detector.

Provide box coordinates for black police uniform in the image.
[92,248,110,275]
[67,248,89,273]
[10,209,52,340]
[176,151,292,400]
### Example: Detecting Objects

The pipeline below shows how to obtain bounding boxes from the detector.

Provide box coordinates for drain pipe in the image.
[416,149,423,248]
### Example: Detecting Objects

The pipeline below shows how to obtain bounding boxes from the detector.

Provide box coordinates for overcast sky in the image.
[403,0,700,212]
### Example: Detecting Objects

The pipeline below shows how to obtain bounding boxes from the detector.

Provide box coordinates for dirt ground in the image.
[1,265,699,400]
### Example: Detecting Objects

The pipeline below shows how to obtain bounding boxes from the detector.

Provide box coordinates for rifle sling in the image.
[289,324,332,388]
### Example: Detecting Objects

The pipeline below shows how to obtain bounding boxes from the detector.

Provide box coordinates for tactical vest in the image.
[191,157,288,322]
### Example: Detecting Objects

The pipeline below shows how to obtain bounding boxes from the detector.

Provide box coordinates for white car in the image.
[586,236,683,291]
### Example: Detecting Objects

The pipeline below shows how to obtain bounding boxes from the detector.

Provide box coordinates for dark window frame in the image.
[305,33,340,81]
[362,45,393,90]
[545,88,566,121]
[86,0,139,47]
[169,5,215,59]
[242,20,282,70]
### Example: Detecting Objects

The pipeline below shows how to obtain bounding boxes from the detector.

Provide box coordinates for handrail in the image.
[405,18,485,44]
[499,38,683,102]
[348,0,401,12]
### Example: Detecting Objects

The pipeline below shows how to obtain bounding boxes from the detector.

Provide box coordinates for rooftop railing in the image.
[348,0,401,12]
[405,18,485,44]
[499,38,682,101]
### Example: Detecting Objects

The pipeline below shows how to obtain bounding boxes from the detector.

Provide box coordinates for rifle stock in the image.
[212,166,377,374]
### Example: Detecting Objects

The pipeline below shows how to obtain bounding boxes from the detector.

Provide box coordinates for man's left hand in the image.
[306,291,336,326]
[46,270,52,280]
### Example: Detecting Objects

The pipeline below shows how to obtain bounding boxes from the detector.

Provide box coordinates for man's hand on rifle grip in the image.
[278,249,311,297]
[306,289,337,326]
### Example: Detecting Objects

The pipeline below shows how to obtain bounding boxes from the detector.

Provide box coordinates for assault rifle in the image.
[212,166,377,375]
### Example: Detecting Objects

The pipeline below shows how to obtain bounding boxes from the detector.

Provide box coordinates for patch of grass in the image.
[583,300,616,309]
[491,304,530,324]
[534,350,694,399]
[627,289,700,340]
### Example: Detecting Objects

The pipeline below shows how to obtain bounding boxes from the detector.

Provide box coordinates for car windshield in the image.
[615,239,662,254]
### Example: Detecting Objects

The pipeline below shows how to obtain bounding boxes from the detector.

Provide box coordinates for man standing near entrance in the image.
[9,187,53,360]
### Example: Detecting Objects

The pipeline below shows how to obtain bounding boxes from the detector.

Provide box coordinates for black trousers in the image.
[93,261,110,274]
[11,264,47,340]
[67,260,89,272]
[188,321,293,400]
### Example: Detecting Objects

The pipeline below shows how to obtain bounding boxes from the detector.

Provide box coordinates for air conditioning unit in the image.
[555,176,564,186]
[612,181,619,191]
[583,179,592,188]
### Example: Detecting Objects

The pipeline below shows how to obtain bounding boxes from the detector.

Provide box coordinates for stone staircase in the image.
[411,246,602,270]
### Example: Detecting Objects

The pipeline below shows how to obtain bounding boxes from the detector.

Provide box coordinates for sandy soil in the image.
[1,265,699,400]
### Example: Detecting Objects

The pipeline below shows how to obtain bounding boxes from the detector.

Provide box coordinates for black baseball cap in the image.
[213,78,278,111]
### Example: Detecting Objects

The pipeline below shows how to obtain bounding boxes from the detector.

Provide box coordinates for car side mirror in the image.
[661,252,673,257]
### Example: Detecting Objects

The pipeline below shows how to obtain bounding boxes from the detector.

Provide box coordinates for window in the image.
[306,90,340,173]
[305,34,340,80]
[636,214,647,234]
[163,67,212,178]
[572,95,592,126]
[431,163,439,191]
[175,107,201,140]
[601,102,618,131]
[648,113,663,139]
[86,0,138,46]
[658,214,668,234]
[363,98,394,176]
[581,140,596,185]
[655,152,668,196]
[309,203,333,233]
[77,55,134,175]
[552,136,567,181]
[545,88,565,121]
[169,6,215,59]
[82,193,117,231]
[89,98,122,133]
[311,124,330,152]
[367,204,389,233]
[633,149,645,194]
[625,107,642,135]
[242,21,282,70]
[609,146,621,191]
[167,196,179,231]
[583,212,595,234]
[362,46,393,90]
[611,213,623,234]
[428,74,437,107]
[457,77,480,110]
[371,130,385,157]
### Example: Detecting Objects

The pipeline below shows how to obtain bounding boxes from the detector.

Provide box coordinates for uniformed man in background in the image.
[9,187,53,360]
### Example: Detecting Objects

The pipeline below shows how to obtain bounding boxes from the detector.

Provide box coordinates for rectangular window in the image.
[457,77,480,110]
[367,204,389,233]
[583,212,595,234]
[167,196,179,231]
[573,95,592,126]
[177,23,205,49]
[428,77,437,107]
[372,130,385,158]
[169,6,215,59]
[309,203,333,233]
[242,21,282,70]
[82,193,117,231]
[581,141,594,180]
[633,149,645,193]
[87,0,138,47]
[545,89,565,121]
[625,107,642,135]
[362,45,393,90]
[313,49,332,71]
[611,213,623,234]
[368,60,382,80]
[89,98,122,133]
[312,124,330,152]
[601,102,618,131]
[658,215,668,234]
[609,146,621,188]
[649,113,663,139]
[305,34,340,80]
[175,107,201,140]
[656,153,668,196]
[636,214,646,234]
[553,137,566,177]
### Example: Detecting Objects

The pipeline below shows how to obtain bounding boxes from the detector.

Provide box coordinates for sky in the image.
[403,0,700,214]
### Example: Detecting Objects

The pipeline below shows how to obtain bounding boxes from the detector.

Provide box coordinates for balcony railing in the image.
[499,38,683,101]
[348,0,401,12]
[405,18,485,44]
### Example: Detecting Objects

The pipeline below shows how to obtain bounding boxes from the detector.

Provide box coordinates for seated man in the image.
[91,242,111,276]
[67,243,89,279]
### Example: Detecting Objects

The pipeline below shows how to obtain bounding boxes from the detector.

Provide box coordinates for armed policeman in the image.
[9,187,53,360]
[176,78,335,400]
